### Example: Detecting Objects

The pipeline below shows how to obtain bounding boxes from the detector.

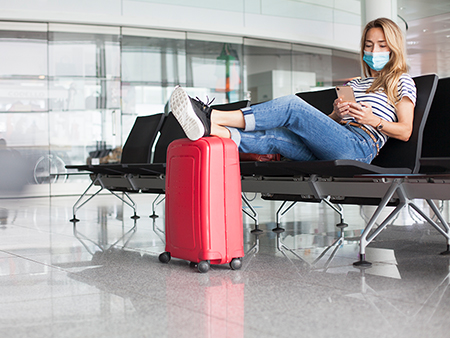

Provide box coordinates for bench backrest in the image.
[296,88,337,114]
[371,74,438,172]
[120,113,165,163]
[421,76,450,158]
[152,113,186,163]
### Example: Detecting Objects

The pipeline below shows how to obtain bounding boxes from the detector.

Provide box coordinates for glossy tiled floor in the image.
[1,193,450,338]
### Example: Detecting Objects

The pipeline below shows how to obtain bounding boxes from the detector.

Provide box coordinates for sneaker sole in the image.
[170,86,205,141]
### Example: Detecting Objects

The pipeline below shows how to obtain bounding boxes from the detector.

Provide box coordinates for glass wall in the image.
[0,24,50,196]
[0,21,360,197]
[292,45,333,90]
[121,28,187,143]
[245,39,294,102]
[186,34,244,104]
[48,25,122,196]
[48,27,121,149]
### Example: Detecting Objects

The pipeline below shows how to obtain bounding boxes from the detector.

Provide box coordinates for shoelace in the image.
[194,96,215,109]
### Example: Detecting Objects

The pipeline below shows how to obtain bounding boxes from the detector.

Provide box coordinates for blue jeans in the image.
[226,95,381,163]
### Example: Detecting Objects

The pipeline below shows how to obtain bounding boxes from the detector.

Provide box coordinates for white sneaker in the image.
[170,86,206,141]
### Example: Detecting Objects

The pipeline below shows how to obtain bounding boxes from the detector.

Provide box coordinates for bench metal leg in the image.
[274,207,348,266]
[322,197,347,228]
[354,180,450,267]
[270,196,348,263]
[70,174,139,222]
[273,200,297,233]
[242,193,262,234]
[70,175,104,222]
[241,193,262,255]
[354,179,406,267]
[150,194,165,219]
[109,190,140,220]
[272,197,346,233]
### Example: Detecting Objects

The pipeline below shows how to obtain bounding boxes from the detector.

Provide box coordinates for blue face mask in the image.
[363,51,390,71]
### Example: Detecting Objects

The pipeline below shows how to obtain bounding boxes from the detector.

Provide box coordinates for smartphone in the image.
[335,86,356,103]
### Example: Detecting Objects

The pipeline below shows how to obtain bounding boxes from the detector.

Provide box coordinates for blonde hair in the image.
[360,17,408,105]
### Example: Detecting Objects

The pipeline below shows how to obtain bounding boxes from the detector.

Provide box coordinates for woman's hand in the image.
[331,98,352,121]
[346,101,379,126]
[331,98,369,122]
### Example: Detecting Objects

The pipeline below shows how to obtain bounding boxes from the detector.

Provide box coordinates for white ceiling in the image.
[398,0,450,78]
[398,0,450,21]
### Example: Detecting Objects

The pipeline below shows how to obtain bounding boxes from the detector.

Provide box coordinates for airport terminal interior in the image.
[1,1,450,337]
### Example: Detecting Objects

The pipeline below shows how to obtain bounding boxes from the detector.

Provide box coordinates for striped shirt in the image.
[345,74,417,147]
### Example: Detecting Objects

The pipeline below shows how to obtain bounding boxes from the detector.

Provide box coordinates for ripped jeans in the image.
[226,95,381,163]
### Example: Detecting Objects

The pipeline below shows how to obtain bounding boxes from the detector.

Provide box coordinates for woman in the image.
[169,17,417,164]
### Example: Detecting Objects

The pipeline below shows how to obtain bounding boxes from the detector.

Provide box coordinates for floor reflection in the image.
[1,195,450,337]
[65,245,246,338]
[72,220,138,258]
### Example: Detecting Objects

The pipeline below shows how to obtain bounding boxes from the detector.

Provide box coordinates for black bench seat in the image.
[239,159,412,178]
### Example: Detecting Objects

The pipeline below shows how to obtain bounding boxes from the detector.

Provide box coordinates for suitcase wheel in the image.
[197,260,210,273]
[230,258,242,270]
[159,252,171,264]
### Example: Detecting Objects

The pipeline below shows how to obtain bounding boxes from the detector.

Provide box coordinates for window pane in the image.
[122,35,186,84]
[49,32,120,78]
[50,110,121,166]
[187,40,243,104]
[122,34,186,115]
[332,52,361,85]
[0,112,50,188]
[0,79,47,112]
[122,84,172,116]
[48,29,122,194]
[0,112,48,147]
[244,42,292,102]
[49,78,120,111]
[292,48,333,91]
[0,30,47,76]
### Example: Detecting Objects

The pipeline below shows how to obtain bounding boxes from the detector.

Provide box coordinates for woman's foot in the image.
[170,86,212,141]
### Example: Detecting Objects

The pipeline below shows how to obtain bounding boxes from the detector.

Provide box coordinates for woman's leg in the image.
[211,95,331,137]
[230,123,378,163]
[209,110,243,138]
[235,127,319,161]
[225,95,379,162]
[211,109,245,129]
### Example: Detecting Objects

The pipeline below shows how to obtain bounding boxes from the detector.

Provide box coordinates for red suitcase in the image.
[159,137,244,273]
